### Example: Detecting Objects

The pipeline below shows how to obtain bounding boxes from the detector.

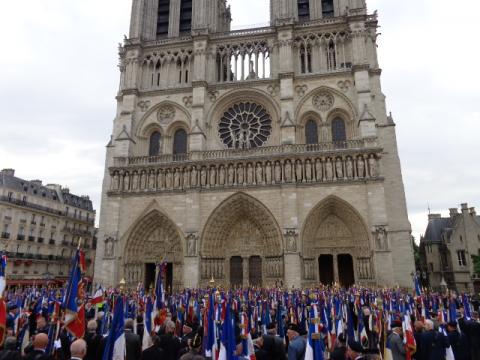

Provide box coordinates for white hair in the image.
[424,319,434,331]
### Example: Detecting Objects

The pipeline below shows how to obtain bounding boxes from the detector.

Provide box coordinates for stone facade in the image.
[0,169,97,286]
[420,204,480,293]
[94,0,415,290]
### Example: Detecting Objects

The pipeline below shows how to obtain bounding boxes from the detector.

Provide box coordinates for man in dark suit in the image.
[84,320,102,360]
[159,320,182,360]
[446,321,470,360]
[141,335,165,360]
[420,320,449,360]
[330,333,347,360]
[23,333,53,360]
[125,319,142,360]
[458,314,480,360]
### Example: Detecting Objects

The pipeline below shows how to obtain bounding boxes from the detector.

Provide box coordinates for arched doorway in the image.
[201,193,283,287]
[123,209,183,290]
[302,196,372,286]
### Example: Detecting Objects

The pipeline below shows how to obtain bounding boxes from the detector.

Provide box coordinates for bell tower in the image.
[129,0,231,41]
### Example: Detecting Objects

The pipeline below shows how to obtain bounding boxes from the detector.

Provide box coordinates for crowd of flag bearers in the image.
[0,248,479,360]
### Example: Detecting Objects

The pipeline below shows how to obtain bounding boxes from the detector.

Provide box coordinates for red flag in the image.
[0,300,6,346]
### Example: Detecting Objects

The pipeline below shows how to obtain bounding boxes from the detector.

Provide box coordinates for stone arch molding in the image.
[122,201,184,287]
[301,195,371,257]
[200,192,283,258]
[135,100,191,139]
[206,88,282,149]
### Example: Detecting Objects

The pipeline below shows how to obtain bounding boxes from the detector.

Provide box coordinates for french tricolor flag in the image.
[142,296,154,350]
[102,296,126,360]
[305,303,324,360]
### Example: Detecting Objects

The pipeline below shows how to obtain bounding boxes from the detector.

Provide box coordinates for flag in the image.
[91,288,104,305]
[305,303,324,360]
[142,296,153,351]
[402,315,416,360]
[155,263,165,310]
[0,253,7,297]
[61,248,86,338]
[413,274,422,297]
[103,296,126,360]
[204,291,216,357]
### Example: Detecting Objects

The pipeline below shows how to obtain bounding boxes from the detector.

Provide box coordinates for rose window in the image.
[218,102,272,149]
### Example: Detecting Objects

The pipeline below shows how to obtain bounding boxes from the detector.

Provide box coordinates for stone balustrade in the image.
[109,142,382,194]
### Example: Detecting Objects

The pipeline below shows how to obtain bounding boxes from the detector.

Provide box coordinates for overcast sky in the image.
[1,0,479,240]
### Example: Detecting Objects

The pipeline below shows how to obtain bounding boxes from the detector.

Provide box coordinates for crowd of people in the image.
[0,283,479,360]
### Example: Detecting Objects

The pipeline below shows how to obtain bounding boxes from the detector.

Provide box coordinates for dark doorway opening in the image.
[249,256,262,287]
[338,254,355,287]
[319,255,334,285]
[230,256,243,288]
[145,263,156,290]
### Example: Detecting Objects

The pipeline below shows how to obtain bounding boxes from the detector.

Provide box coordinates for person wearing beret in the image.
[347,340,366,360]
[387,320,406,360]
[287,323,306,360]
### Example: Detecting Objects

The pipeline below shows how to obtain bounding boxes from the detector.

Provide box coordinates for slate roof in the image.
[422,217,453,243]
[0,171,93,211]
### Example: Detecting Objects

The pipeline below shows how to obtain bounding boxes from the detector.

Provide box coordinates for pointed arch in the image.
[201,192,283,258]
[301,195,370,256]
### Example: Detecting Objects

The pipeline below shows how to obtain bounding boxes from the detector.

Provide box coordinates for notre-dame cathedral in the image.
[94,0,415,290]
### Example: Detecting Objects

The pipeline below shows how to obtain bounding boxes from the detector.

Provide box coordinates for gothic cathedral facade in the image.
[94,0,415,290]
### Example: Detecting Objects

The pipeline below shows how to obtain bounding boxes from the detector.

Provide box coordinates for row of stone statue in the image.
[110,154,380,192]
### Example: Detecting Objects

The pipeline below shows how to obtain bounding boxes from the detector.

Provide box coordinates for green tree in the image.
[472,255,480,275]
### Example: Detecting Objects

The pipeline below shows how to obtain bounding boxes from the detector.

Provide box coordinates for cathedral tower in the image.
[94,0,415,290]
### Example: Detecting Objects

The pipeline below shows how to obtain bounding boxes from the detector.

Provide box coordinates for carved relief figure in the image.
[335,158,344,179]
[228,164,235,185]
[132,172,139,190]
[285,229,298,252]
[209,166,217,187]
[315,159,323,181]
[165,169,173,189]
[368,155,378,178]
[157,169,165,189]
[174,168,181,189]
[295,160,303,182]
[105,237,115,258]
[190,166,198,187]
[149,171,156,190]
[357,156,365,178]
[218,165,226,186]
[124,172,130,191]
[274,161,282,183]
[183,167,190,189]
[246,163,254,185]
[305,160,312,182]
[187,234,197,256]
[375,226,388,250]
[237,164,244,185]
[255,163,263,184]
[345,157,354,179]
[200,167,207,187]
[265,162,272,184]
[284,160,292,183]
[325,158,334,181]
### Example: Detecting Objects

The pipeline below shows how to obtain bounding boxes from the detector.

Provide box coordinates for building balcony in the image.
[0,196,64,216]
[49,239,55,245]
[17,235,25,241]
[1,232,10,239]
[28,236,35,242]
[109,140,382,195]
[37,237,44,243]
[62,226,93,237]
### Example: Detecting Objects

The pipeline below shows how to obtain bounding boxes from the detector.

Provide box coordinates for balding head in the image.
[33,333,49,350]
[70,339,87,359]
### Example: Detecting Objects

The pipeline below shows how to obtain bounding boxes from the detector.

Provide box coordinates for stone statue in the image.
[246,163,254,184]
[187,234,197,256]
[335,158,344,179]
[255,163,263,184]
[237,164,244,185]
[265,162,272,184]
[112,172,119,191]
[149,171,156,190]
[305,160,312,182]
[284,161,292,182]
[157,169,165,189]
[200,167,207,187]
[228,165,235,185]
[375,227,388,250]
[209,166,217,187]
[345,157,354,179]
[315,159,323,181]
[124,173,130,191]
[368,155,378,178]
[274,161,282,183]
[190,166,198,187]
[183,168,190,188]
[285,229,297,252]
[165,169,173,189]
[218,165,225,186]
[139,172,146,190]
[325,158,334,181]
[132,172,139,190]
[174,168,181,189]
[105,237,115,258]
[295,160,303,182]
[357,156,365,178]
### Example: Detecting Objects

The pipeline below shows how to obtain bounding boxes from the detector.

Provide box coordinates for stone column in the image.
[184,257,200,288]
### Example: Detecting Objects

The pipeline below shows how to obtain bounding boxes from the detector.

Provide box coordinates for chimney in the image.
[461,203,469,214]
[428,213,442,220]
[1,169,15,177]
[31,180,43,186]
[449,208,458,218]
[470,207,477,216]
[63,188,70,194]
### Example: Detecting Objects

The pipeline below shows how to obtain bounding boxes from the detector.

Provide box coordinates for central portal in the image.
[319,255,334,285]
[230,256,243,287]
